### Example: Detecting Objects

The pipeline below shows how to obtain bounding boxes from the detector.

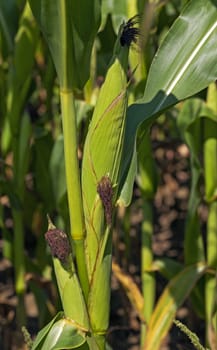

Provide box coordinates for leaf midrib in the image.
[153,20,217,115]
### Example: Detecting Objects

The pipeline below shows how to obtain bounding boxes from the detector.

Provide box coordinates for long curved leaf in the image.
[120,0,217,193]
[144,263,206,350]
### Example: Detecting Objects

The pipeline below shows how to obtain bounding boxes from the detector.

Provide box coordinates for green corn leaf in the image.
[177,97,217,321]
[32,314,88,350]
[31,312,64,350]
[49,135,66,208]
[204,83,217,202]
[143,0,217,104]
[144,263,206,350]
[28,0,101,89]
[153,257,205,319]
[120,0,217,195]
[204,83,217,339]
[205,149,217,197]
[177,98,205,265]
[41,318,87,350]
[153,258,183,280]
[7,2,38,135]
[177,97,217,263]
[0,0,19,53]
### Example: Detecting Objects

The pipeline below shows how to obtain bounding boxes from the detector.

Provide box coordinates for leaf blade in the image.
[144,263,206,350]
[120,0,217,195]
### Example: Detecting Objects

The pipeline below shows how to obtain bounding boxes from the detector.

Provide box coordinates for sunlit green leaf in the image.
[31,312,64,350]
[41,318,86,350]
[120,0,217,193]
[144,263,206,350]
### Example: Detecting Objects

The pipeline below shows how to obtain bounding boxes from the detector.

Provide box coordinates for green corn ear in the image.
[82,22,134,338]
[82,27,130,276]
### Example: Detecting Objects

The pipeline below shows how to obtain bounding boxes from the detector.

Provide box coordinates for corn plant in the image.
[0,2,39,325]
[1,0,217,349]
[177,88,217,349]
